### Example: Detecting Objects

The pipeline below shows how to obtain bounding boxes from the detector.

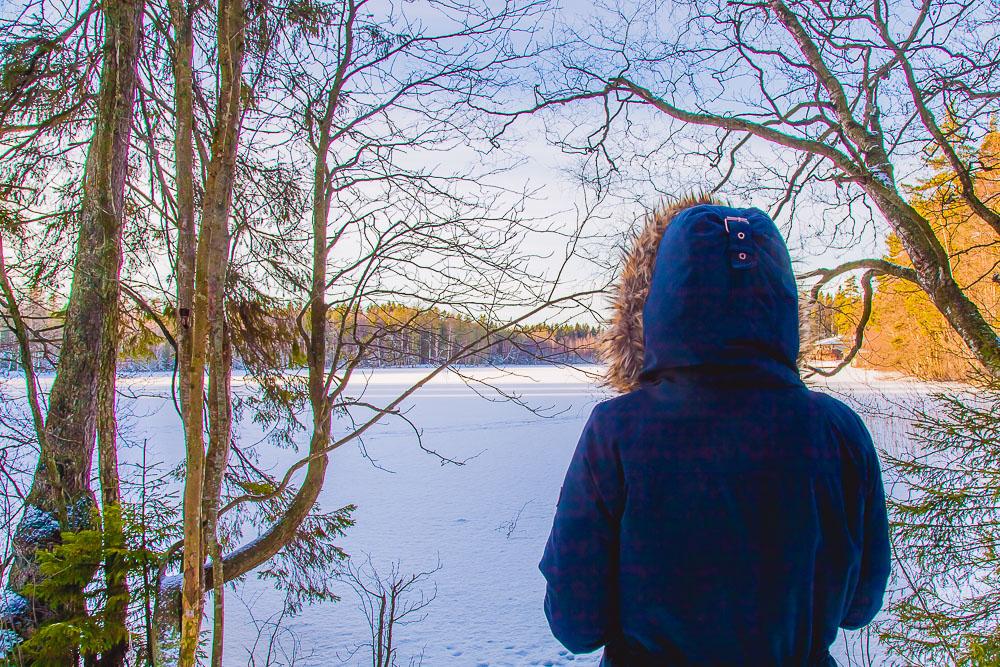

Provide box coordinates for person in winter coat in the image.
[539,195,891,666]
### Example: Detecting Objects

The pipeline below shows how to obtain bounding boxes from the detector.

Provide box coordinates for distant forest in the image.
[0,301,602,373]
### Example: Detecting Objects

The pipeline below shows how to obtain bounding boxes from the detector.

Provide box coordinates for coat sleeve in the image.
[539,405,623,654]
[840,412,892,630]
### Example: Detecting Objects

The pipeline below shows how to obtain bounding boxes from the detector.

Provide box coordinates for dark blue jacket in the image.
[539,204,891,666]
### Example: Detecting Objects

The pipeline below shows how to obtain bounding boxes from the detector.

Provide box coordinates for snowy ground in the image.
[223,365,612,667]
[2,365,947,666]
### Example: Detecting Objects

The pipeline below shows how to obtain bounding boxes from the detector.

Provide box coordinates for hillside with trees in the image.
[819,128,1000,381]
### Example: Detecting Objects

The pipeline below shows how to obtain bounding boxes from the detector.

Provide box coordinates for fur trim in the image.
[600,193,723,393]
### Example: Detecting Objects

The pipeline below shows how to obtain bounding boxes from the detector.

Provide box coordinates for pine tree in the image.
[879,384,1000,664]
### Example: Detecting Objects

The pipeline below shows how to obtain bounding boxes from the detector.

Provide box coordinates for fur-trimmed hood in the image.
[600,196,801,393]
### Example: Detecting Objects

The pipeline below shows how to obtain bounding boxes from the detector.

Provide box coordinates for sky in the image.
[1,0,918,330]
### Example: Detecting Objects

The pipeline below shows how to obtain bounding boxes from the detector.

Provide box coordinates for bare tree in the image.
[507,0,999,377]
[340,555,441,667]
[173,0,246,660]
[239,589,314,667]
[195,0,603,592]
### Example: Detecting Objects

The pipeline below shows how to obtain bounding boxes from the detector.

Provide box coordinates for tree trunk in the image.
[867,184,1000,375]
[203,32,354,589]
[6,0,145,658]
[0,233,47,448]
[170,0,196,428]
[168,0,198,659]
[198,50,350,594]
[96,301,128,667]
[177,0,244,661]
[767,0,1000,376]
[204,326,233,667]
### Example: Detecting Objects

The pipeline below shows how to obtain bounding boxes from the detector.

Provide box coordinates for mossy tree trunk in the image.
[7,0,144,661]
[97,299,128,667]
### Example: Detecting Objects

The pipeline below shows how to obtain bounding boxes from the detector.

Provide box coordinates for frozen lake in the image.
[2,365,946,666]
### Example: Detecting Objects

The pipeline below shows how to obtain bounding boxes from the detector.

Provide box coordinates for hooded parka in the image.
[539,198,891,666]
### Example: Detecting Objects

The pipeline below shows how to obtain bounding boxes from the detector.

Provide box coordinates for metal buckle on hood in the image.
[724,216,755,269]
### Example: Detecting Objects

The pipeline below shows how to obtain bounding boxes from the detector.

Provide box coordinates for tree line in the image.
[0,302,602,372]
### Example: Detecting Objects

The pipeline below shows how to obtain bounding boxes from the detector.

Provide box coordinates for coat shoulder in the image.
[806,390,880,484]
[585,386,660,438]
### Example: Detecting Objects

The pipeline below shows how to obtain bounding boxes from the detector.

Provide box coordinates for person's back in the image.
[539,198,891,666]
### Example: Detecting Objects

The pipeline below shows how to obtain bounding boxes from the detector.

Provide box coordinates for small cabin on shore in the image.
[811,336,848,362]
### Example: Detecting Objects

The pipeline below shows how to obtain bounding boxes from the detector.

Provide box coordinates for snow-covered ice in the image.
[1,365,943,665]
[226,365,611,666]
